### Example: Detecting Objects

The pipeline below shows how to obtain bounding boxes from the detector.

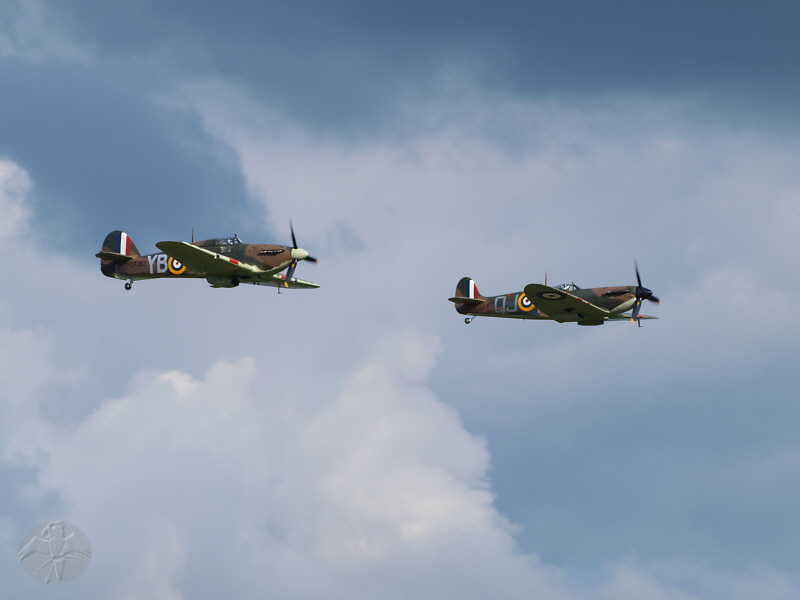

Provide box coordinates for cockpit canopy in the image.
[555,282,581,292]
[214,235,242,246]
[194,233,244,248]
[197,235,243,247]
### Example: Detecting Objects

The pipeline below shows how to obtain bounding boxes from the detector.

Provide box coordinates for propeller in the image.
[631,261,660,324]
[284,222,318,286]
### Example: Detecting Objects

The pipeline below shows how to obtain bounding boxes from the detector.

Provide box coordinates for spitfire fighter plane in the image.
[96,226,319,290]
[449,265,659,326]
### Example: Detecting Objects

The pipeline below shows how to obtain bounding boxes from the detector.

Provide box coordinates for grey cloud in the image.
[32,2,800,134]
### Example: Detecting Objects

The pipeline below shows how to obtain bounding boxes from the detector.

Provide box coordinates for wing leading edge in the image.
[523,283,608,323]
[155,241,319,288]
[156,241,262,276]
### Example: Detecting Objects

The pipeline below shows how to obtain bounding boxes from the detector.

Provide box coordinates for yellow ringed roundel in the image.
[518,294,536,312]
[168,257,186,275]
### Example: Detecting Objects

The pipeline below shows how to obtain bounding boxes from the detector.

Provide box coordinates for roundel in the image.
[517,294,536,312]
[537,290,566,301]
[168,257,186,275]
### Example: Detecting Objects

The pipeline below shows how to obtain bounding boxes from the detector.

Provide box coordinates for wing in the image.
[156,241,262,277]
[242,276,320,289]
[523,283,609,323]
[608,314,658,321]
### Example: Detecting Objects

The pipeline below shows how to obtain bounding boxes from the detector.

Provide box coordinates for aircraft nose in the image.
[291,248,309,261]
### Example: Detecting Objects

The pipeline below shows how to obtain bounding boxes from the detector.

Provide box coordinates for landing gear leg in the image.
[124,279,133,291]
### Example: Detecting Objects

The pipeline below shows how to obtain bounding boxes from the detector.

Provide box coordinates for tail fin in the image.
[448,277,485,306]
[96,231,141,277]
[456,276,482,299]
[100,231,141,257]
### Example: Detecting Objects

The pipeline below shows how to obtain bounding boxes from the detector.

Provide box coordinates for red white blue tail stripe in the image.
[467,278,478,298]
[116,232,132,255]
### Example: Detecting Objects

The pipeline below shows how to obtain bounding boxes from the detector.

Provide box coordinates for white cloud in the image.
[0,335,573,599]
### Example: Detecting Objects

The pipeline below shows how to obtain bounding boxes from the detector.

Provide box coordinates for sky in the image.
[1,1,800,598]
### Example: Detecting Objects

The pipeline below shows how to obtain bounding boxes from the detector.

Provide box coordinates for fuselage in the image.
[102,237,295,281]
[455,286,637,320]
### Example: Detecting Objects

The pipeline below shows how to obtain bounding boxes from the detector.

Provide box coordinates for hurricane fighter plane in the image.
[449,265,659,326]
[96,226,318,290]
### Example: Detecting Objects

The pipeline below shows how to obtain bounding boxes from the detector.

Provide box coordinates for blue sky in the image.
[1,2,800,598]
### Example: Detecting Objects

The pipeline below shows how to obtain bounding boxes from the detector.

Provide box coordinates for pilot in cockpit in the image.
[555,282,580,292]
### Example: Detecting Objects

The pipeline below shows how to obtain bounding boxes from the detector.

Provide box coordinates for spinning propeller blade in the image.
[284,222,318,286]
[631,262,660,324]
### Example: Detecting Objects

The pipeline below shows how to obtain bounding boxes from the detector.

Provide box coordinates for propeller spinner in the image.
[284,223,318,286]
[631,262,660,324]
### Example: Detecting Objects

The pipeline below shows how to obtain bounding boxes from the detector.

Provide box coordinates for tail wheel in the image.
[124,280,132,290]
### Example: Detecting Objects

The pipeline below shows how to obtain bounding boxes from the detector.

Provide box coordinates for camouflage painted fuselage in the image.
[97,231,318,289]
[455,287,636,319]
[449,277,653,325]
